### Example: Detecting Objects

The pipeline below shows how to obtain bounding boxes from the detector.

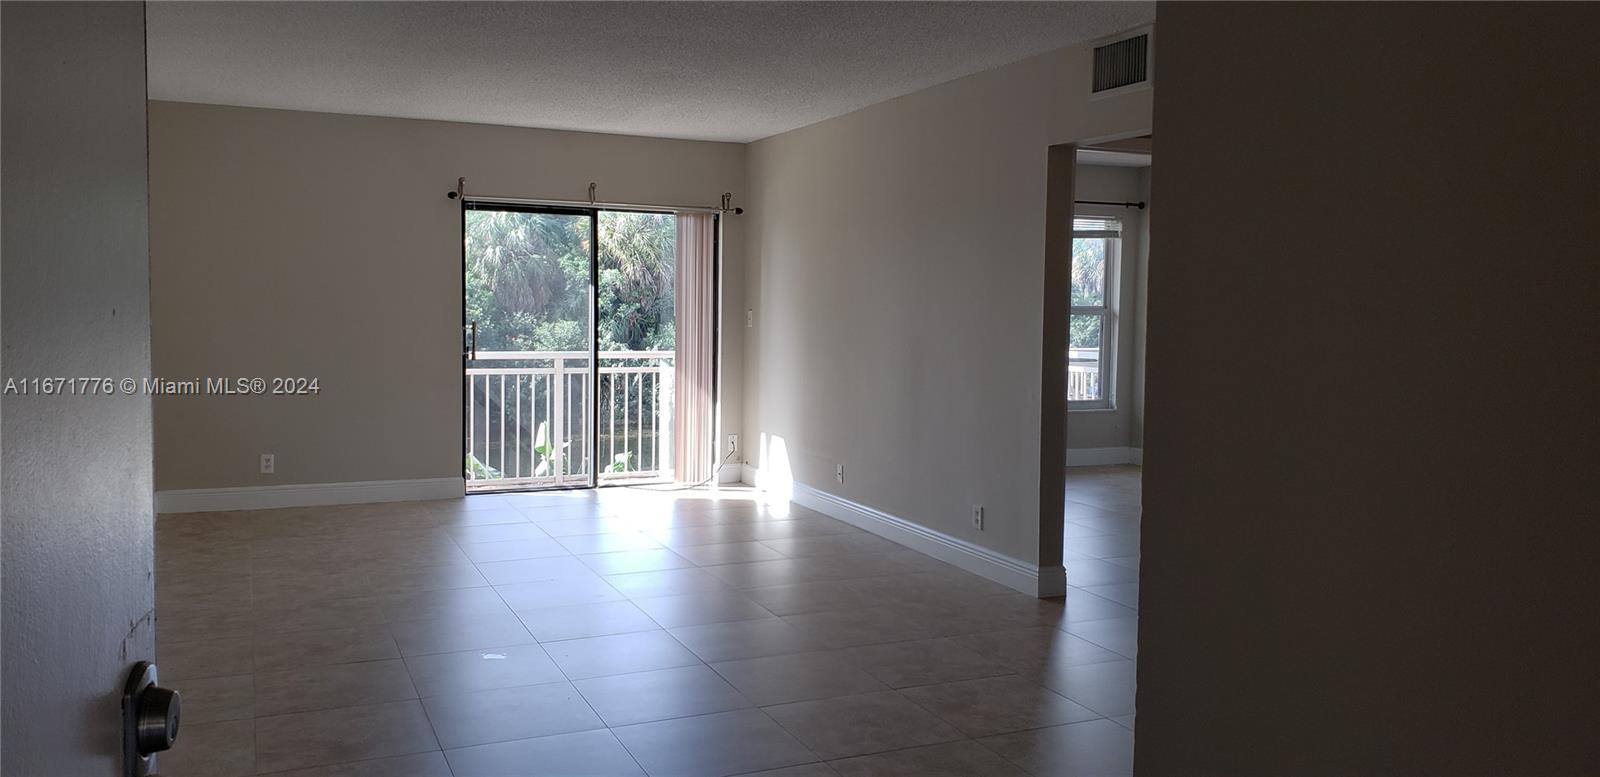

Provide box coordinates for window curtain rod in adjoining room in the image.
[447,178,744,215]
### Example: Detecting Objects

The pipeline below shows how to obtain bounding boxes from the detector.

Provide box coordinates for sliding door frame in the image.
[461,200,599,493]
[459,199,720,494]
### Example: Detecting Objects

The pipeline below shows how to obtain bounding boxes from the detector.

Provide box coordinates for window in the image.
[1070,215,1120,409]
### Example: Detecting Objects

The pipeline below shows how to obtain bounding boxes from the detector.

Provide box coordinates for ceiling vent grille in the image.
[1092,32,1150,94]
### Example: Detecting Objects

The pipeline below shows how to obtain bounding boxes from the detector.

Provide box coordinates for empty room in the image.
[4,2,1597,777]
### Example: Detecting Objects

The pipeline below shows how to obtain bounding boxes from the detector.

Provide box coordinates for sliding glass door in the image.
[464,205,595,489]
[463,204,685,491]
[595,211,677,482]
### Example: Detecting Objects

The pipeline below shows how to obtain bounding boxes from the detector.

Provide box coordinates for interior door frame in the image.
[461,200,600,493]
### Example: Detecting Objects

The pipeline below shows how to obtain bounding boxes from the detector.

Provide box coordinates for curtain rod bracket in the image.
[447,176,465,200]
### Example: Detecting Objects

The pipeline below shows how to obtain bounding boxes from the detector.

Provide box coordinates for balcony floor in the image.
[154,482,1137,776]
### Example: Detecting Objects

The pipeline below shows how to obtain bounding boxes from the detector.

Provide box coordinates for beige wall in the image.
[1068,164,1145,450]
[2,3,155,773]
[1138,3,1599,773]
[743,40,1151,566]
[149,102,746,491]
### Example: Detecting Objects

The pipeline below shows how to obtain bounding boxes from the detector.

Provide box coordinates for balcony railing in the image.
[466,350,674,490]
[1068,347,1103,402]
[1068,364,1101,401]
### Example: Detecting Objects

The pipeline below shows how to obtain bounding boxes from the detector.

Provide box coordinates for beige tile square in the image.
[763,691,961,760]
[254,595,387,635]
[157,603,257,642]
[494,575,625,610]
[899,675,1098,737]
[574,664,751,726]
[672,540,788,566]
[253,624,399,672]
[739,766,840,777]
[446,729,645,776]
[829,740,1027,777]
[446,521,553,543]
[157,718,254,777]
[1063,615,1138,658]
[630,589,775,628]
[578,548,694,575]
[403,644,565,697]
[542,630,700,680]
[516,600,660,643]
[711,651,887,706]
[389,611,536,656]
[476,555,593,585]
[420,681,603,749]
[555,530,663,555]
[459,537,571,563]
[261,751,453,777]
[250,568,373,609]
[668,617,824,663]
[364,561,488,594]
[842,638,1013,689]
[948,626,1124,672]
[253,700,440,774]
[428,506,532,527]
[978,719,1133,777]
[1060,587,1138,624]
[778,605,945,649]
[379,586,510,622]
[179,674,254,723]
[611,709,815,776]
[1036,658,1137,718]
[254,658,417,716]
[159,636,254,681]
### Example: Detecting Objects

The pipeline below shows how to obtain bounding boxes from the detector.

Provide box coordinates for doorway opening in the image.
[462,203,716,492]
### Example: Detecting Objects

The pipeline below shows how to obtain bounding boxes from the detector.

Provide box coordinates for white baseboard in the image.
[744,466,1058,597]
[740,463,761,488]
[155,477,465,513]
[718,464,744,485]
[1066,446,1140,466]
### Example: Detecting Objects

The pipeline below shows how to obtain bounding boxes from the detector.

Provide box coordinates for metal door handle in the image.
[123,662,180,777]
[468,321,477,360]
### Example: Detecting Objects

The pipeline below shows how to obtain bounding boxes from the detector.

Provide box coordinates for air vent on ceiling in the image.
[1091,31,1151,96]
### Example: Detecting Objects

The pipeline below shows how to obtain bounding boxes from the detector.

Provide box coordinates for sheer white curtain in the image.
[672,213,716,483]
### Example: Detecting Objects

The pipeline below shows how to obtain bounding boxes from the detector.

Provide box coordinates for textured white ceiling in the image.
[146,1,1154,143]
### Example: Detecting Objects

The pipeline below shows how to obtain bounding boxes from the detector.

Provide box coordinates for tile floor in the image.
[155,470,1140,777]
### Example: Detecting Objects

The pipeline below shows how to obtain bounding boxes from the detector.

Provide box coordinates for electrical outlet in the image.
[727,434,739,453]
[260,453,275,474]
[835,463,845,484]
[746,309,754,328]
[972,505,985,531]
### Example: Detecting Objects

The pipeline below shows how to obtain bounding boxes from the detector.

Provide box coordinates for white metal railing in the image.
[1068,364,1101,401]
[466,350,674,489]
[1068,346,1102,402]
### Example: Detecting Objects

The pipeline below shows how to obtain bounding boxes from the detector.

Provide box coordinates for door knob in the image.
[123,662,180,777]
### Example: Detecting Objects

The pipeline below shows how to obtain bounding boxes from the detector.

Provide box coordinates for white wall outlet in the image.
[260,453,275,474]
[727,434,739,453]
[835,463,845,484]
[972,505,985,531]
[746,309,754,328]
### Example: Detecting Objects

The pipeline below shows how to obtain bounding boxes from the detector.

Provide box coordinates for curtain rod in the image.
[1076,199,1146,210]
[447,178,743,214]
